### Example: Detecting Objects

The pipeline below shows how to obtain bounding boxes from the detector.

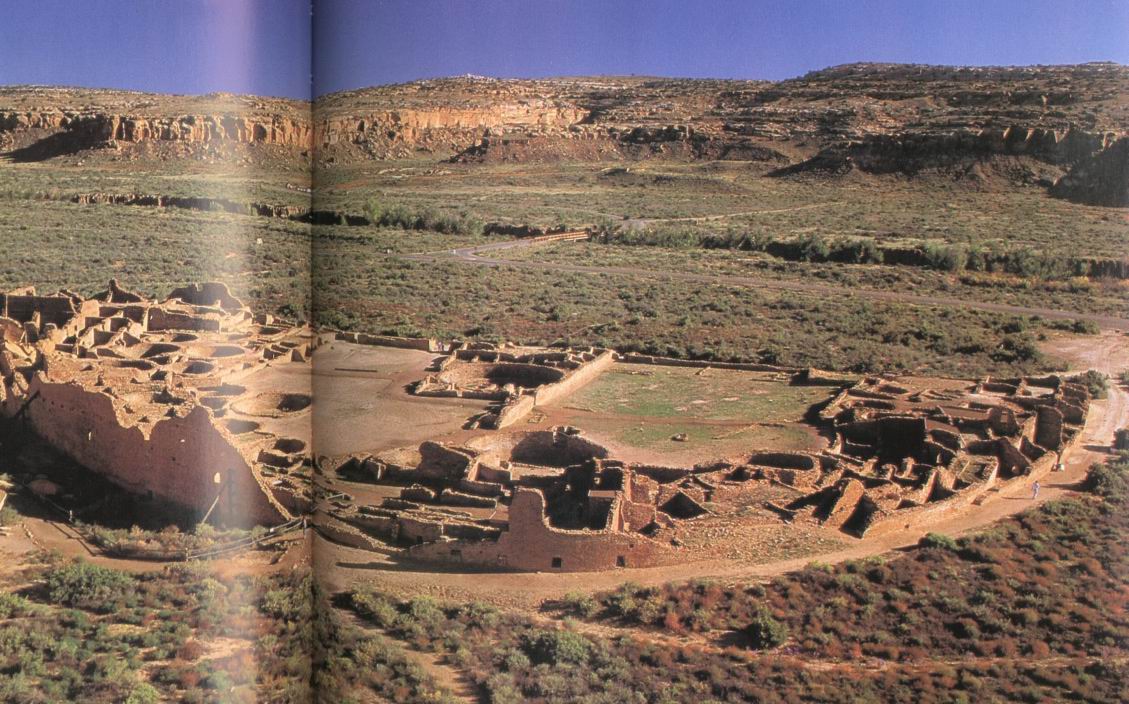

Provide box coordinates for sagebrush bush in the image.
[745,608,789,649]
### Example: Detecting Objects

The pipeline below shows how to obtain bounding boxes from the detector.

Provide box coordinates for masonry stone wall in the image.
[618,353,791,373]
[334,331,441,351]
[409,488,679,571]
[147,308,222,332]
[24,377,285,526]
[1035,406,1065,450]
[495,395,536,428]
[531,350,615,406]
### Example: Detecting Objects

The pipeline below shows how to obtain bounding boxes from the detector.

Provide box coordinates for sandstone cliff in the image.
[1050,136,1129,206]
[3,64,1128,206]
[0,87,311,161]
[311,64,1129,162]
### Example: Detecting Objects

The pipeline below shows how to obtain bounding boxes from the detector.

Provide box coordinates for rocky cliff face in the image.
[0,87,311,161]
[0,110,311,159]
[315,102,588,159]
[3,64,1128,206]
[311,64,1129,161]
[771,126,1120,176]
[1050,137,1129,206]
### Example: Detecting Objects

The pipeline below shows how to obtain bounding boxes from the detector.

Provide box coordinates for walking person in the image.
[1031,481,1040,500]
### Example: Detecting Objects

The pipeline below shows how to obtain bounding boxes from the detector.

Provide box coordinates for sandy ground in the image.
[312,342,486,457]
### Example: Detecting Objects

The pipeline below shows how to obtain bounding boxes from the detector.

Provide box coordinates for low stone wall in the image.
[532,350,615,407]
[333,331,441,352]
[495,350,615,428]
[747,451,818,471]
[316,514,390,551]
[495,394,537,428]
[631,464,691,483]
[863,434,1061,539]
[147,308,221,333]
[618,353,793,373]
[800,368,859,386]
[439,489,497,508]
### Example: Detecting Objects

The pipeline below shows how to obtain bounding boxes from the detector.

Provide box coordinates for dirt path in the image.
[4,504,310,576]
[538,612,1126,676]
[404,241,1129,331]
[626,200,843,226]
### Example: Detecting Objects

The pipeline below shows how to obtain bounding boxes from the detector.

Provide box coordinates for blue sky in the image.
[1,1,1126,99]
[0,0,312,98]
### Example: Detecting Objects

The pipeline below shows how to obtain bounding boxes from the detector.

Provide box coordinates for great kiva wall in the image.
[316,335,1091,573]
[0,280,315,527]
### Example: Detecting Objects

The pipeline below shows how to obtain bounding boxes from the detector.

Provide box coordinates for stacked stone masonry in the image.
[0,280,316,527]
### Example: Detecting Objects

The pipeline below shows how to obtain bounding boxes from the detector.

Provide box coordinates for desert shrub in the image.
[841,237,884,264]
[486,673,525,704]
[920,533,960,551]
[44,560,133,613]
[365,198,483,235]
[993,333,1042,363]
[1046,318,1100,335]
[1070,370,1109,399]
[457,601,501,630]
[176,639,206,661]
[923,242,967,272]
[1085,458,1129,498]
[605,224,700,248]
[0,506,19,527]
[523,629,591,666]
[744,608,789,649]
[1116,428,1129,451]
[124,682,160,704]
[0,592,32,619]
[798,233,832,262]
[561,591,600,618]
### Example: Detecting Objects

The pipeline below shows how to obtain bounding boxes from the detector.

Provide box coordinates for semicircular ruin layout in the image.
[318,335,1092,573]
[0,286,1094,567]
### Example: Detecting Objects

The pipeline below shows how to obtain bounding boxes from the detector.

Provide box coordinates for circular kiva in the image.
[231,391,313,418]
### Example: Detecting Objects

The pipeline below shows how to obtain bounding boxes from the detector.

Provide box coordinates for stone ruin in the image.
[0,280,315,527]
[318,341,1091,572]
[412,341,615,428]
[767,375,1089,537]
[0,286,1093,564]
[319,427,692,571]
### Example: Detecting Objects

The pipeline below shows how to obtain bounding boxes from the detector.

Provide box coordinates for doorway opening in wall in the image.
[551,557,563,569]
[616,555,626,567]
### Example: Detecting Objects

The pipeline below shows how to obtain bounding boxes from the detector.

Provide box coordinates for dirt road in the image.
[404,239,1129,331]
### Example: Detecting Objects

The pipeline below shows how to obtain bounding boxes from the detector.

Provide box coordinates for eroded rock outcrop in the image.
[1050,136,1129,206]
[0,87,311,160]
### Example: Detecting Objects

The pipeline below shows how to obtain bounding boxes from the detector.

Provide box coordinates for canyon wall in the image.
[0,110,312,159]
[315,103,589,159]
[1051,136,1129,207]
